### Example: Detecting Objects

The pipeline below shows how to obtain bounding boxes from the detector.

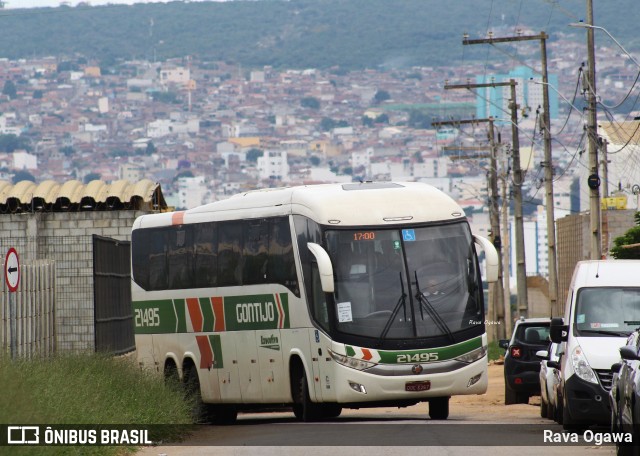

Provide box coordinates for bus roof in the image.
[134,182,467,229]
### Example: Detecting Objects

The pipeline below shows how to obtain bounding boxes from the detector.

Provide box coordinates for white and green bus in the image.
[131,182,498,423]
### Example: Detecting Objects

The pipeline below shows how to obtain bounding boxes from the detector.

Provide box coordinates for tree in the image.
[145,141,157,155]
[84,172,101,183]
[2,80,17,99]
[12,170,35,183]
[300,96,320,110]
[246,148,264,163]
[373,90,390,104]
[610,212,640,259]
[309,155,321,166]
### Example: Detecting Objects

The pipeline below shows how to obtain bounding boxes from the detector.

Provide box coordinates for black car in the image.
[499,317,551,405]
[610,330,640,455]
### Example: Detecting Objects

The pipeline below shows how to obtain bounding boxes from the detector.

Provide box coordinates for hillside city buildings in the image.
[1,30,639,286]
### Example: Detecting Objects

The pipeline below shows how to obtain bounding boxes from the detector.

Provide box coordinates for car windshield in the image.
[324,222,483,341]
[574,287,640,337]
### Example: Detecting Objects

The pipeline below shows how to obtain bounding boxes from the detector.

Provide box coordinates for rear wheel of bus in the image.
[184,364,237,425]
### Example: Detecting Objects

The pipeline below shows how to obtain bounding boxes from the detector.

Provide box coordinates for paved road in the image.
[136,364,617,456]
[136,406,617,456]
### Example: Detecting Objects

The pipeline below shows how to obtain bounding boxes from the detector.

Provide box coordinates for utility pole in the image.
[600,138,609,198]
[445,80,528,318]
[501,166,513,337]
[464,33,560,317]
[432,116,504,340]
[585,0,602,259]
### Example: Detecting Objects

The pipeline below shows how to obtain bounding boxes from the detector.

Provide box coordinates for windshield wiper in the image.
[375,273,407,347]
[579,329,631,337]
[414,271,455,343]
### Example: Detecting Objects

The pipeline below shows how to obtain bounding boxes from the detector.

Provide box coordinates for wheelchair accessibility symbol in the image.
[402,229,416,242]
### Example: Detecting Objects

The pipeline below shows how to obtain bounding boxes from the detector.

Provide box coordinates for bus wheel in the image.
[428,397,449,420]
[184,364,211,424]
[293,372,321,422]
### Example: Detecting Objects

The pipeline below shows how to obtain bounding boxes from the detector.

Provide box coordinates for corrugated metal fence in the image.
[0,259,56,357]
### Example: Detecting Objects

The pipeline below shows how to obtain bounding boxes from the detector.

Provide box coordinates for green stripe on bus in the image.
[377,336,482,363]
[133,293,291,334]
[200,297,214,332]
[174,299,187,333]
[210,334,224,369]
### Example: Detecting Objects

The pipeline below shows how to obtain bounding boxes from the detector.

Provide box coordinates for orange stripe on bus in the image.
[212,297,225,332]
[187,297,203,332]
[172,211,185,225]
[196,335,213,369]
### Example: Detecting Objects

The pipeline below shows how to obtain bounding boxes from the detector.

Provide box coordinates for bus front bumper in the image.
[331,356,488,403]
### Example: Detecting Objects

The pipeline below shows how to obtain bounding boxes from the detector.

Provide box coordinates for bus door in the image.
[135,335,156,371]
[217,332,242,403]
[256,329,287,402]
[308,329,337,402]
[236,331,264,403]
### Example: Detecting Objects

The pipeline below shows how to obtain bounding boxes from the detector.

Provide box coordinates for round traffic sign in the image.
[5,248,20,292]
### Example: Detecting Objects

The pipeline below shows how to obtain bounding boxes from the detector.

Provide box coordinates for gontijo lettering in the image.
[236,301,276,323]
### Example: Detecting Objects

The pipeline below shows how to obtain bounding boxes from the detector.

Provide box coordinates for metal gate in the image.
[93,235,134,354]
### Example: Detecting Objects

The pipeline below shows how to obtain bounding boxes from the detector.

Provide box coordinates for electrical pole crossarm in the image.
[431,118,493,127]
[463,33,548,46]
[444,82,514,90]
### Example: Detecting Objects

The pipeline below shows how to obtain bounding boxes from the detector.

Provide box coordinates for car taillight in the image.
[510,346,522,358]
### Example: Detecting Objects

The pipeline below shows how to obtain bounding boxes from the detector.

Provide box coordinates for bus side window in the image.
[243,219,269,285]
[148,229,168,290]
[168,226,194,289]
[269,217,299,295]
[194,222,217,288]
[218,221,243,286]
[132,229,150,290]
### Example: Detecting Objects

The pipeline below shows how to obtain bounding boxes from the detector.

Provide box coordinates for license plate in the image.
[405,381,431,392]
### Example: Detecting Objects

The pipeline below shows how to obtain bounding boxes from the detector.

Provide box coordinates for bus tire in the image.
[212,406,238,426]
[428,397,449,420]
[293,371,322,422]
[184,364,212,424]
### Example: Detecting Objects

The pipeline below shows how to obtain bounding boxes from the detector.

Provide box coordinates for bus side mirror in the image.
[550,317,568,343]
[307,242,335,293]
[473,235,498,282]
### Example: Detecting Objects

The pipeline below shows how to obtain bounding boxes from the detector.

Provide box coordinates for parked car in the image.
[500,317,551,405]
[610,330,640,454]
[537,341,563,420]
[550,260,640,430]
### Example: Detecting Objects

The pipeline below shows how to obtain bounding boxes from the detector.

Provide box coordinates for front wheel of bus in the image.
[429,397,449,420]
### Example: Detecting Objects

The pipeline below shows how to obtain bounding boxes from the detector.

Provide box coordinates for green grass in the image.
[0,353,193,455]
[487,340,504,362]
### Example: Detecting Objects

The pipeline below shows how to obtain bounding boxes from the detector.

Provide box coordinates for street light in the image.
[569,22,640,69]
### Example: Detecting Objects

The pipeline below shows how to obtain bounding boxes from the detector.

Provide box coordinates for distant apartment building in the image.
[119,163,144,182]
[475,66,559,122]
[176,175,207,209]
[257,150,289,181]
[160,66,191,85]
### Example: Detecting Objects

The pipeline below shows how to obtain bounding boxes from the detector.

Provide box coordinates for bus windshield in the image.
[574,287,640,337]
[324,222,483,342]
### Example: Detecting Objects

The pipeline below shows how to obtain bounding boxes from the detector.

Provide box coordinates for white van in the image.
[550,260,640,430]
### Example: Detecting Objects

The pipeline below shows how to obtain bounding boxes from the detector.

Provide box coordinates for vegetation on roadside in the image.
[487,340,503,362]
[0,353,193,455]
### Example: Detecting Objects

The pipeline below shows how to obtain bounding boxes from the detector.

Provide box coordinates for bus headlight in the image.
[454,346,487,364]
[570,346,598,384]
[329,350,377,371]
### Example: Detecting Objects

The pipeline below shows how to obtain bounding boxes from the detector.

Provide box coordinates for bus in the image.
[131,182,498,423]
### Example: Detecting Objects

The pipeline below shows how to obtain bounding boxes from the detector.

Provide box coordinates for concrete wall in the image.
[0,211,147,352]
[556,209,637,317]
